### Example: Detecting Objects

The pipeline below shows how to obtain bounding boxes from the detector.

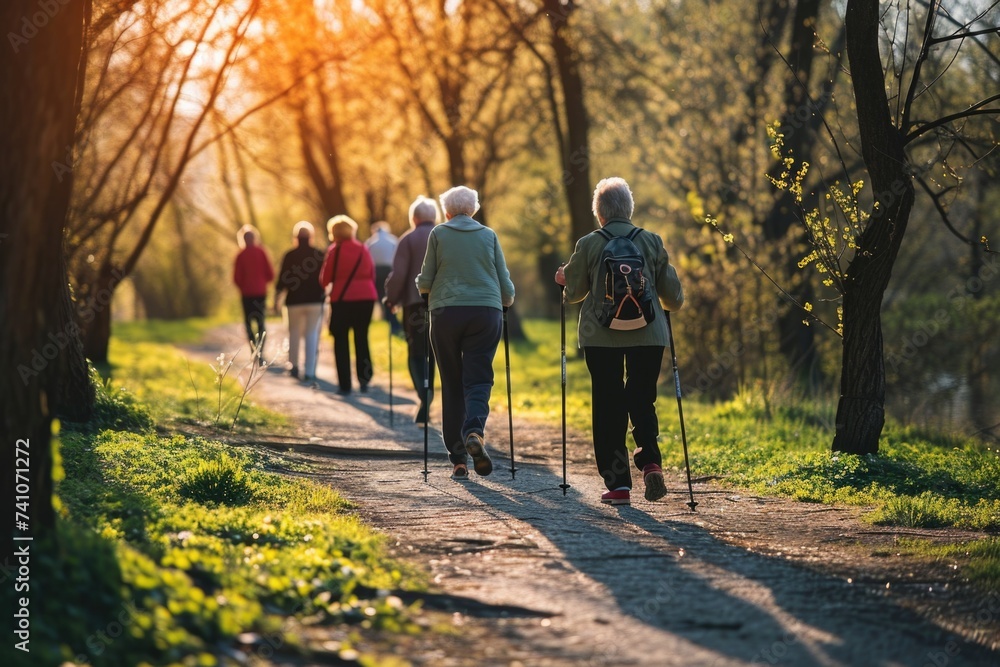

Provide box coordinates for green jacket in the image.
[563,218,684,348]
[416,215,515,310]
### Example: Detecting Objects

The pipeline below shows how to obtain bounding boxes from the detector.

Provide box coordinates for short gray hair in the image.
[408,196,439,226]
[439,186,479,218]
[592,177,634,222]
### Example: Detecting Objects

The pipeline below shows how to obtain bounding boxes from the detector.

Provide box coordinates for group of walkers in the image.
[232,177,684,505]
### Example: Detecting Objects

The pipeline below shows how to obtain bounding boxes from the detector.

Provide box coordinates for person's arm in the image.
[384,236,410,308]
[493,233,515,307]
[653,236,684,311]
[415,229,438,297]
[561,236,593,304]
[319,246,334,291]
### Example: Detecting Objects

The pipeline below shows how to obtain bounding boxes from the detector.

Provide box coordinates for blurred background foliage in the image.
[67,0,999,440]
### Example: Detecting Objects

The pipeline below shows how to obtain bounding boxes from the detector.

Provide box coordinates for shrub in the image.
[179,455,257,506]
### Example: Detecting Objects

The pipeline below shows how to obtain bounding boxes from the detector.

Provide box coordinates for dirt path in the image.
[184,324,1000,666]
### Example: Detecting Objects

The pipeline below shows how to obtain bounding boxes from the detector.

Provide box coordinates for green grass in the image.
[113,316,233,345]
[2,323,425,667]
[106,321,288,432]
[893,538,1000,590]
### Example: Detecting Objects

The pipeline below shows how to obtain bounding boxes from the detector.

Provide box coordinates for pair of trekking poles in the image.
[385,306,516,480]
[558,289,696,510]
[388,294,697,511]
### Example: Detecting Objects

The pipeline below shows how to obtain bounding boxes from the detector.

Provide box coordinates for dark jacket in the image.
[276,241,326,306]
[385,221,435,308]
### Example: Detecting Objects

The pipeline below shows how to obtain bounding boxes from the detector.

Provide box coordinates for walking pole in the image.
[387,308,395,427]
[503,308,516,479]
[422,304,430,482]
[666,312,697,511]
[559,286,570,496]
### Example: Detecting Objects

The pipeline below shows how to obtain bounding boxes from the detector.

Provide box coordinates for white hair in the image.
[592,177,634,222]
[409,196,439,226]
[439,186,479,218]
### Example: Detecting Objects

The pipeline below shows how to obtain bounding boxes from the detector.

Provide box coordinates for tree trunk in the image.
[542,0,594,246]
[81,262,119,364]
[55,259,95,423]
[833,0,915,454]
[1,0,89,560]
[445,135,467,188]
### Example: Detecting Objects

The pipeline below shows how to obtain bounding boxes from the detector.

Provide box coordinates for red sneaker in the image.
[601,489,631,505]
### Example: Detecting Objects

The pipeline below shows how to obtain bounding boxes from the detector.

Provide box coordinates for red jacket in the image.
[320,239,377,303]
[233,245,274,297]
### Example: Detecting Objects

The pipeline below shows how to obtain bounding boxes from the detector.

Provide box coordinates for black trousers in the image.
[241,296,267,355]
[430,306,502,464]
[584,345,665,491]
[402,303,435,407]
[328,300,374,392]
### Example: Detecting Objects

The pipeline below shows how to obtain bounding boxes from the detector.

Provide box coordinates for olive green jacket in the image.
[563,218,684,348]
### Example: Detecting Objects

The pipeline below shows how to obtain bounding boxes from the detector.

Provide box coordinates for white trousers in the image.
[285,303,324,378]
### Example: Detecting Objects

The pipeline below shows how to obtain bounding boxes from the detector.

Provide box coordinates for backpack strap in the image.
[596,225,642,243]
[336,252,364,302]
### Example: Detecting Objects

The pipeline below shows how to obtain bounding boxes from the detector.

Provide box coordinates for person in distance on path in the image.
[554,177,684,506]
[416,186,515,480]
[233,224,275,365]
[320,215,378,395]
[275,221,326,383]
[365,220,404,337]
[384,196,439,424]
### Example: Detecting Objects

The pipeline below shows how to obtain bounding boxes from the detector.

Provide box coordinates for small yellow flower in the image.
[723,233,734,244]
[803,302,814,312]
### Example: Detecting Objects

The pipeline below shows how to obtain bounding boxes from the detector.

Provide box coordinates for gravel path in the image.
[185,324,1000,667]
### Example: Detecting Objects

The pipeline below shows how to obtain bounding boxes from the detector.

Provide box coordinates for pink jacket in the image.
[320,239,377,303]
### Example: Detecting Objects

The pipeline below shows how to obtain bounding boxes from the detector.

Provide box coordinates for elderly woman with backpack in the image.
[554,177,684,506]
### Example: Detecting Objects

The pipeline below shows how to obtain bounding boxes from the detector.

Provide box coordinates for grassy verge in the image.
[7,322,425,666]
[107,318,288,432]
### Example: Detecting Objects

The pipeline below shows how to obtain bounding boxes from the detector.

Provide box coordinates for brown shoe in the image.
[464,433,492,476]
[643,464,667,502]
[451,464,469,480]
